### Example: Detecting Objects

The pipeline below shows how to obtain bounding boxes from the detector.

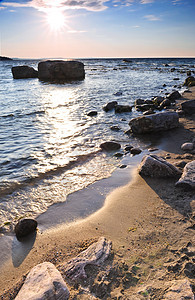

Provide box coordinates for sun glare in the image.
[46,8,65,31]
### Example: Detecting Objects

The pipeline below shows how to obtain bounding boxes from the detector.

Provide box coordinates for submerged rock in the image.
[103,101,118,112]
[87,111,97,117]
[129,112,179,134]
[138,155,181,178]
[115,104,132,113]
[175,160,195,189]
[15,262,70,300]
[14,218,37,240]
[38,60,85,82]
[12,66,38,79]
[100,141,121,151]
[130,148,142,155]
[62,237,112,281]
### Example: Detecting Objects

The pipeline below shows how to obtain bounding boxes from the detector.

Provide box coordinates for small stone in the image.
[15,219,37,240]
[100,141,121,151]
[114,152,123,158]
[148,147,158,152]
[181,142,194,151]
[87,111,97,117]
[110,125,120,131]
[176,160,195,189]
[130,148,142,155]
[124,145,133,152]
[115,104,132,113]
[175,161,187,168]
[103,101,118,112]
[119,165,127,169]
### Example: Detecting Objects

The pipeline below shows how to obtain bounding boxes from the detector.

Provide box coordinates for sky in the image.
[0,0,195,58]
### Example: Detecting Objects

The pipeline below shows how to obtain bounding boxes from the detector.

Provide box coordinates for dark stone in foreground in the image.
[138,155,182,177]
[14,218,37,240]
[183,76,195,87]
[129,112,179,134]
[130,148,142,155]
[12,66,38,79]
[100,141,121,151]
[166,91,182,101]
[181,100,195,115]
[38,60,85,82]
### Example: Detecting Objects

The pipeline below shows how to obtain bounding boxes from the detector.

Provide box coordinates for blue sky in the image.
[0,0,195,58]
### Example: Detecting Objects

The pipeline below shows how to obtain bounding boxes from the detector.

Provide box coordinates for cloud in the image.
[1,0,109,12]
[172,0,182,4]
[0,6,5,9]
[140,0,154,3]
[144,14,160,21]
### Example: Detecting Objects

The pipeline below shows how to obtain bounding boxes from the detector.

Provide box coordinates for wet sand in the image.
[0,87,194,298]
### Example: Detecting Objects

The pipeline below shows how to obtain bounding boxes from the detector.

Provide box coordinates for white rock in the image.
[163,279,194,300]
[15,262,69,300]
[181,142,194,151]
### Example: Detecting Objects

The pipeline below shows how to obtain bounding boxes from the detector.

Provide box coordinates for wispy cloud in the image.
[172,0,182,4]
[141,0,155,4]
[0,6,5,10]
[144,14,160,21]
[1,0,108,12]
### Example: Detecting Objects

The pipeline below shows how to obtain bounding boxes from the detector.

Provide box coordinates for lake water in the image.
[0,57,194,228]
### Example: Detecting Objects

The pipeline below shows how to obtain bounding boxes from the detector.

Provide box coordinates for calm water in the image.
[0,57,194,226]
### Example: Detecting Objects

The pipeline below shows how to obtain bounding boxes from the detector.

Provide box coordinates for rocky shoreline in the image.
[0,82,194,299]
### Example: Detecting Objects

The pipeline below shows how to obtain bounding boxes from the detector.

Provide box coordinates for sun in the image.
[46,8,65,31]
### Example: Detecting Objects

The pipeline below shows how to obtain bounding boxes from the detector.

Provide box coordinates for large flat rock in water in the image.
[15,262,69,300]
[175,160,195,189]
[129,111,179,134]
[38,60,85,82]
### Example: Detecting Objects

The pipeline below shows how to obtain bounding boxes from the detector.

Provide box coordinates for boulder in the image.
[181,100,195,115]
[134,99,145,106]
[163,279,194,300]
[129,112,179,134]
[61,237,112,281]
[103,101,117,112]
[166,91,181,101]
[15,262,69,300]
[183,76,195,87]
[38,60,85,82]
[143,109,155,115]
[135,104,155,112]
[100,141,121,151]
[14,218,37,240]
[159,99,171,109]
[138,155,182,178]
[181,142,194,152]
[12,66,38,79]
[115,104,132,113]
[175,160,195,189]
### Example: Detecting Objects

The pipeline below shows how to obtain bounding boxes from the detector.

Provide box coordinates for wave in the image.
[0,150,101,198]
[0,110,45,119]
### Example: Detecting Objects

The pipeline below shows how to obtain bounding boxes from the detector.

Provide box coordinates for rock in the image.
[123,59,132,63]
[166,91,181,101]
[173,78,179,80]
[113,91,122,96]
[130,148,142,155]
[148,147,158,152]
[38,60,85,82]
[163,84,167,87]
[119,164,127,169]
[103,101,118,112]
[110,125,120,131]
[138,155,182,177]
[170,68,176,72]
[181,100,195,115]
[184,262,195,278]
[159,99,171,109]
[135,104,154,112]
[187,71,191,76]
[115,104,132,113]
[143,109,154,115]
[175,161,187,168]
[14,218,37,240]
[134,99,145,106]
[181,142,194,152]
[100,141,121,151]
[124,145,133,152]
[12,66,38,79]
[15,262,70,300]
[153,96,164,105]
[183,76,195,87]
[87,111,97,117]
[0,56,12,61]
[62,237,112,281]
[175,160,195,189]
[114,152,123,158]
[163,279,194,300]
[129,112,179,134]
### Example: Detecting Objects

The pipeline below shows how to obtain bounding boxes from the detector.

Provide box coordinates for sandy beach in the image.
[0,88,194,299]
